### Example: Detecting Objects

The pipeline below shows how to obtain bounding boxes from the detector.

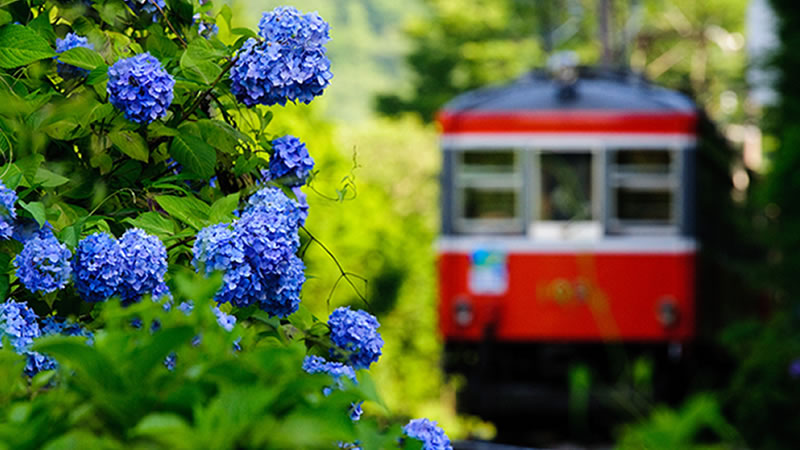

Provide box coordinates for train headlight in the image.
[656,297,680,328]
[454,297,474,328]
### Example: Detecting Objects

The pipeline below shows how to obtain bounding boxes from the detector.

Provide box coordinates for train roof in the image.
[440,66,696,114]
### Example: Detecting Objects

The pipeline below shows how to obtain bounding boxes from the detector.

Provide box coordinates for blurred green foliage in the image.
[377,0,748,124]
[0,272,415,449]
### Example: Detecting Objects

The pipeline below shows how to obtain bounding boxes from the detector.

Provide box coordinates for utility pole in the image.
[599,0,613,66]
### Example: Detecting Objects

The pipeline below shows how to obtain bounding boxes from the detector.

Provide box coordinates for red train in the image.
[436,66,701,424]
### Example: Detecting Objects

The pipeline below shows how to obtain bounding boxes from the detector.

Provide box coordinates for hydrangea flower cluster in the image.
[118,228,169,303]
[193,188,305,317]
[268,135,315,186]
[230,6,332,107]
[55,32,94,78]
[247,186,308,227]
[403,418,453,450]
[72,232,125,303]
[0,181,17,240]
[107,53,175,124]
[14,228,72,294]
[0,300,54,376]
[327,307,384,370]
[124,0,165,21]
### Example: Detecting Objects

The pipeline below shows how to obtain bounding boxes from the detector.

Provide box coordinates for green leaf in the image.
[123,212,176,238]
[109,130,149,162]
[86,65,109,86]
[169,134,216,178]
[132,413,192,447]
[18,200,47,227]
[0,25,56,69]
[209,193,239,223]
[354,371,388,412]
[57,47,106,71]
[155,195,210,230]
[230,27,258,39]
[32,336,125,392]
[127,326,194,381]
[218,5,232,29]
[180,38,224,85]
[145,31,179,60]
[288,304,314,331]
[16,154,44,186]
[34,167,69,188]
[28,13,55,45]
[0,11,12,27]
[198,119,252,153]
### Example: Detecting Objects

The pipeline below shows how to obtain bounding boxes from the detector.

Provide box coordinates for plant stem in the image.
[178,58,238,124]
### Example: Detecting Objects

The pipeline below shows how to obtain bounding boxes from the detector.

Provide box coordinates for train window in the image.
[609,150,677,232]
[539,153,593,221]
[455,150,523,234]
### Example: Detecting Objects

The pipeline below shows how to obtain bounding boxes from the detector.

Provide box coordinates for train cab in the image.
[436,66,699,417]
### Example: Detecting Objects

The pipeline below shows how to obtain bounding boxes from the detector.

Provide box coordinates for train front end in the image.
[436,68,698,420]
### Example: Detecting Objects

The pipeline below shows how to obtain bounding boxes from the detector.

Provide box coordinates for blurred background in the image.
[230,0,796,448]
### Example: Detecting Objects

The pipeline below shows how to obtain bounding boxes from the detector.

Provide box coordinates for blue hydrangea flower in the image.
[0,300,54,376]
[193,202,303,314]
[55,32,94,78]
[246,186,308,227]
[125,0,165,21]
[403,418,453,450]
[152,282,173,309]
[107,53,175,124]
[327,307,384,370]
[72,232,125,303]
[118,228,168,303]
[302,355,357,392]
[349,402,363,421]
[230,7,332,107]
[193,14,219,39]
[178,301,194,315]
[164,352,176,371]
[260,254,304,318]
[0,181,17,240]
[212,306,236,332]
[268,135,314,186]
[40,316,94,345]
[14,230,72,294]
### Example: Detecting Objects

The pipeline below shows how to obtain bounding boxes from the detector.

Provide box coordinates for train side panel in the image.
[438,250,695,342]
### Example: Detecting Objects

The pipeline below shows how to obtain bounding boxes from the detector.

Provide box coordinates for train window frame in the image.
[453,148,525,234]
[528,148,605,240]
[606,148,681,234]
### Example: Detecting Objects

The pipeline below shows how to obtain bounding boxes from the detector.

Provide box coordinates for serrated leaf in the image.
[155,195,210,230]
[57,47,106,70]
[209,193,239,223]
[123,212,175,238]
[0,25,56,69]
[169,134,216,179]
[109,130,149,162]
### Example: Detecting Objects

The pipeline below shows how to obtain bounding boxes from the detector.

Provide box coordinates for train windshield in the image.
[450,147,683,237]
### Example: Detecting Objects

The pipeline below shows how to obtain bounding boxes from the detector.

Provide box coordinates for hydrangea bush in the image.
[0,1,450,448]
